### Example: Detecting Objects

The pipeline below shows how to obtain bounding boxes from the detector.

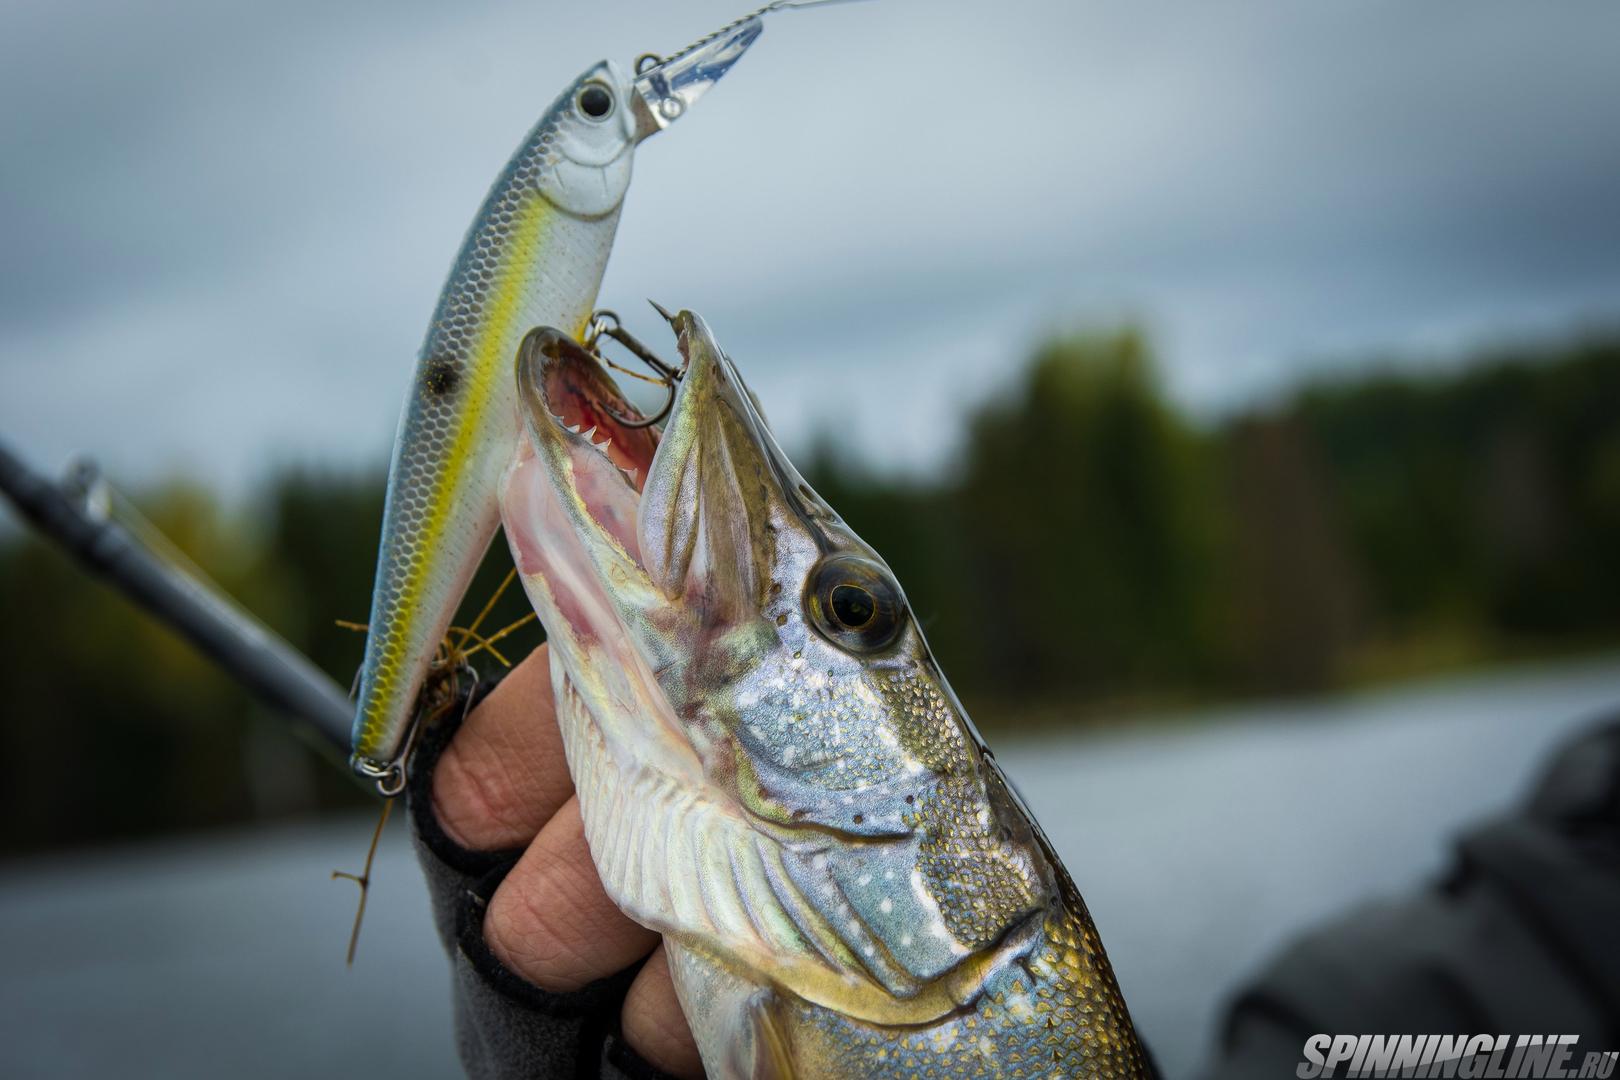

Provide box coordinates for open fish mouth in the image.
[511,327,661,575]
[501,321,703,792]
[506,310,796,637]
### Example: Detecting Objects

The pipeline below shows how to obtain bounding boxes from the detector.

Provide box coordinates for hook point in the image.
[647,299,677,327]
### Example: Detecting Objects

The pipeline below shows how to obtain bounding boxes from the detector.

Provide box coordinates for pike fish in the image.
[499,312,1149,1078]
[348,16,769,784]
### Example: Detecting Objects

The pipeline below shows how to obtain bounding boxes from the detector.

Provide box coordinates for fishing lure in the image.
[349,8,785,788]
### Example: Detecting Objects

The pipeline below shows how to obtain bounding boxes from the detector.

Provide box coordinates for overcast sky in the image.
[3,0,1619,494]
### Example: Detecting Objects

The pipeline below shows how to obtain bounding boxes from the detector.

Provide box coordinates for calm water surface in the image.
[3,655,1617,1079]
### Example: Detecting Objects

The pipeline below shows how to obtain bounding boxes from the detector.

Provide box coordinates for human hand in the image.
[430,643,704,1078]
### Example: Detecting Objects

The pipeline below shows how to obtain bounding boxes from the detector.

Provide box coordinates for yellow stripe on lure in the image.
[350,14,768,786]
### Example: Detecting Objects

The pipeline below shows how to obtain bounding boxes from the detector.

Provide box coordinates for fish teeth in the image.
[580,425,598,442]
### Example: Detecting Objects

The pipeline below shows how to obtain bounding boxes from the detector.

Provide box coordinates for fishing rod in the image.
[0,436,353,756]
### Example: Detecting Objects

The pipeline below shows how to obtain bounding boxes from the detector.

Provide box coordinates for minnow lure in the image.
[349,11,778,787]
[499,312,1149,1078]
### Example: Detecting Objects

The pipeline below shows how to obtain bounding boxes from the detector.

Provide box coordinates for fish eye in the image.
[806,555,905,652]
[830,584,875,629]
[576,82,615,121]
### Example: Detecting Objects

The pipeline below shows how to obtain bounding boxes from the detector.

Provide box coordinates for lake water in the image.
[3,655,1617,1079]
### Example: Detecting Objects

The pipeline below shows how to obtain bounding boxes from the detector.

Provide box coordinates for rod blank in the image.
[0,437,353,754]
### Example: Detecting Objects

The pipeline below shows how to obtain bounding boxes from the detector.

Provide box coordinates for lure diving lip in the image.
[347,14,769,789]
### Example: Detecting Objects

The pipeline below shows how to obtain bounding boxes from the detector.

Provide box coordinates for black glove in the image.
[406,676,683,1080]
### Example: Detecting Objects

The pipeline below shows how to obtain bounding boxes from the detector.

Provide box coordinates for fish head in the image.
[503,310,1143,1067]
[506,311,994,826]
[633,311,925,728]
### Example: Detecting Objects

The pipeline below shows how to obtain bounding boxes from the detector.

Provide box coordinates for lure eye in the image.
[806,555,905,653]
[576,82,615,121]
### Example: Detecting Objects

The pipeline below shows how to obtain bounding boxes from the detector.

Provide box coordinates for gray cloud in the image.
[3,0,1618,492]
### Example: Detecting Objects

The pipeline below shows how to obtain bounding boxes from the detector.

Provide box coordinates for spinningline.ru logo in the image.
[1297,1034,1617,1078]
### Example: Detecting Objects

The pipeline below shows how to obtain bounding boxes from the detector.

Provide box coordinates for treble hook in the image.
[584,306,683,429]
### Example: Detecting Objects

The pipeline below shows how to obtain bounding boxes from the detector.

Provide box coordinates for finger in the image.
[433,643,572,850]
[622,946,703,1080]
[485,797,659,991]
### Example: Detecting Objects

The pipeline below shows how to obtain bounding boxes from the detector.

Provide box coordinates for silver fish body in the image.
[500,315,1148,1078]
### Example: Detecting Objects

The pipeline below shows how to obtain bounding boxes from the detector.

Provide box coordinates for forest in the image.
[4,330,1618,852]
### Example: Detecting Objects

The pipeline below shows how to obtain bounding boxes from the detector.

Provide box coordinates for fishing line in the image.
[642,0,874,74]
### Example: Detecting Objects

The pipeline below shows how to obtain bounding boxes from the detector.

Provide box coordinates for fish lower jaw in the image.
[552,668,775,963]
